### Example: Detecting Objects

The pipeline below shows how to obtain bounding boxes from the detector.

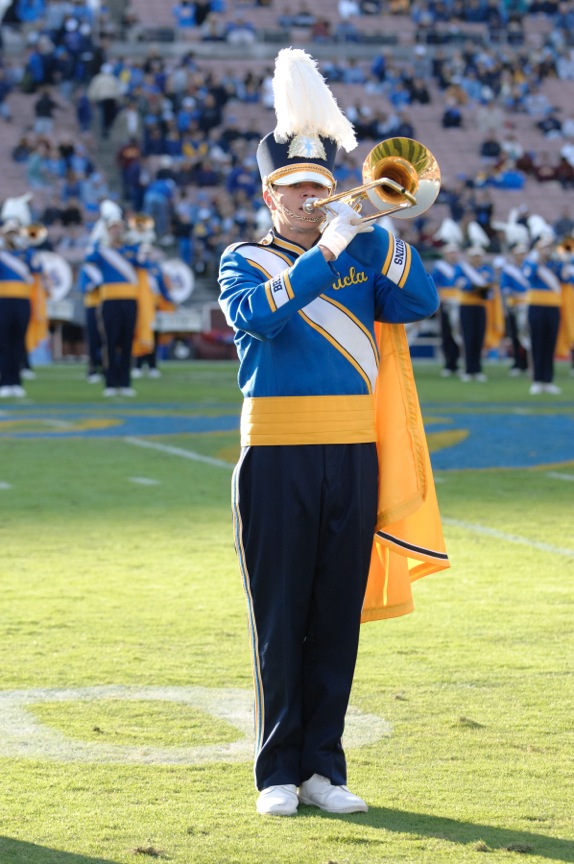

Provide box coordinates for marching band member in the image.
[85,207,139,397]
[78,261,103,383]
[430,242,462,377]
[455,244,496,381]
[499,243,530,376]
[219,48,449,818]
[523,235,563,395]
[0,219,41,398]
[124,214,174,380]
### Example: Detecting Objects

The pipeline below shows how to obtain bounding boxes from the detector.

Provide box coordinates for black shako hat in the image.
[257,48,357,190]
[256,132,338,188]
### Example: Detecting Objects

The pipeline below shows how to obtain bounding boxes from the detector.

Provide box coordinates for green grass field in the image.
[0,359,573,864]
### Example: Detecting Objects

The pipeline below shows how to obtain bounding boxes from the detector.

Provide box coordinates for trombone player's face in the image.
[263,181,332,247]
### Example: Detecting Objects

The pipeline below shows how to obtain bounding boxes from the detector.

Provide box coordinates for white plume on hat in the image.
[99,199,123,224]
[492,207,530,249]
[467,220,490,249]
[527,213,555,244]
[88,199,124,249]
[434,217,463,246]
[1,193,33,226]
[272,48,357,153]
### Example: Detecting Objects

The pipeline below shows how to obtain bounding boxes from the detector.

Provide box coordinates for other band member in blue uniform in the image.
[499,243,529,376]
[523,235,563,395]
[85,215,139,397]
[219,49,446,818]
[0,219,38,398]
[78,262,103,383]
[455,245,494,382]
[431,243,462,377]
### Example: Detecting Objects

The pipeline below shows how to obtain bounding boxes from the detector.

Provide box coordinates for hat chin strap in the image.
[267,185,326,226]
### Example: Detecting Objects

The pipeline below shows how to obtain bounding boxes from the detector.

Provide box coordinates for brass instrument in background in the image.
[127,213,155,233]
[21,222,48,246]
[304,137,441,224]
[556,235,574,260]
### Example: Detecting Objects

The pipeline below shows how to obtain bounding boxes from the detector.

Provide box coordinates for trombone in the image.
[304,137,441,224]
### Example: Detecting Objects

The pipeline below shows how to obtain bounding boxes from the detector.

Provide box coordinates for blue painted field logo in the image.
[1,405,573,470]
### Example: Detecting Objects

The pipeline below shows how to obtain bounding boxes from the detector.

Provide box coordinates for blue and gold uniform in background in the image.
[0,236,38,396]
[455,249,495,380]
[78,262,103,382]
[522,239,563,390]
[499,248,530,374]
[430,247,461,376]
[85,240,139,393]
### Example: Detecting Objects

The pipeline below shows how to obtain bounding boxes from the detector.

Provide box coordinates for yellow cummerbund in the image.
[459,292,487,306]
[100,282,137,301]
[506,296,527,308]
[241,394,376,446]
[0,281,32,299]
[84,288,101,308]
[439,288,460,301]
[527,289,562,307]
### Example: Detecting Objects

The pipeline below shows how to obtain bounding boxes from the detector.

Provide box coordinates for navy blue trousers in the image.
[528,305,560,383]
[460,305,486,375]
[85,306,103,376]
[98,299,137,388]
[0,297,31,386]
[232,442,378,791]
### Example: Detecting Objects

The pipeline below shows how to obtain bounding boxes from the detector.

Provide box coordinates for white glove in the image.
[318,200,373,260]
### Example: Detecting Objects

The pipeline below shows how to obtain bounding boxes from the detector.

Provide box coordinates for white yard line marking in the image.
[546,472,574,482]
[124,436,234,469]
[443,518,574,559]
[129,477,160,486]
[0,685,390,764]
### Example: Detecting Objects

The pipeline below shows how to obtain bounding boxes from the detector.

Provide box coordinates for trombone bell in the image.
[362,138,441,221]
[303,137,440,224]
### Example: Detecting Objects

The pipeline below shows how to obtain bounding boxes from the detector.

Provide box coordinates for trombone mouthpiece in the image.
[303,198,320,213]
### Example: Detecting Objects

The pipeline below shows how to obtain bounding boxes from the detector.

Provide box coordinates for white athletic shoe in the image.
[474,373,488,383]
[131,368,143,379]
[103,388,118,397]
[0,385,14,398]
[21,369,36,380]
[147,368,161,378]
[440,369,454,378]
[119,387,136,397]
[460,373,472,382]
[529,382,544,395]
[298,774,368,814]
[87,373,102,384]
[543,383,561,395]
[11,385,26,397]
[256,784,298,816]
